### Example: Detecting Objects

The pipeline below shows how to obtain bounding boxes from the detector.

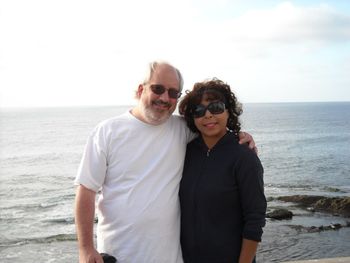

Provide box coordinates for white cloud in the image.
[0,1,349,107]
[221,2,350,44]
[175,2,350,103]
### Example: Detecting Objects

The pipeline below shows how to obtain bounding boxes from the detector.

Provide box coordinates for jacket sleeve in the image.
[235,148,267,242]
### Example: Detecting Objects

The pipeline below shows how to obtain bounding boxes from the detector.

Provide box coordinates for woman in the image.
[178,78,266,263]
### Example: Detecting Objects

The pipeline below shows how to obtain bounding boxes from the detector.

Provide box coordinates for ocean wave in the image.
[265,183,313,190]
[42,217,75,224]
[0,234,77,247]
[1,202,56,211]
[1,193,75,211]
[0,153,81,173]
[39,194,75,208]
[0,202,42,213]
[265,183,348,193]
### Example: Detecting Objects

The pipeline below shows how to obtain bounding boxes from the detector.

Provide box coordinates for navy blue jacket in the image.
[179,132,266,263]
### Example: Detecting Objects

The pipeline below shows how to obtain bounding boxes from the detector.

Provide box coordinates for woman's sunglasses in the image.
[193,101,226,118]
[149,84,182,99]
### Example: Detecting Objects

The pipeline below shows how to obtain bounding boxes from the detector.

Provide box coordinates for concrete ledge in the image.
[282,257,350,263]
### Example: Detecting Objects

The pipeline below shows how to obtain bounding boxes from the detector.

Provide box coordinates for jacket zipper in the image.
[207,149,210,157]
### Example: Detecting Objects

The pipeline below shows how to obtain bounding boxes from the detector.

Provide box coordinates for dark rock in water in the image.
[306,206,315,212]
[287,223,346,233]
[323,186,342,193]
[277,195,350,217]
[308,226,320,233]
[266,196,274,202]
[330,223,342,230]
[308,223,343,232]
[277,195,323,206]
[288,225,304,231]
[314,197,350,216]
[266,208,293,220]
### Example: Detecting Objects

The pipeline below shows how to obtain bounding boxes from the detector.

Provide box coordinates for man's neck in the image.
[130,107,168,126]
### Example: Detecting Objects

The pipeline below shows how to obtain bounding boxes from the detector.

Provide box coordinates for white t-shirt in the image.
[75,111,193,263]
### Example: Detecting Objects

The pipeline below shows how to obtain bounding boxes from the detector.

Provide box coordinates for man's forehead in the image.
[151,66,180,88]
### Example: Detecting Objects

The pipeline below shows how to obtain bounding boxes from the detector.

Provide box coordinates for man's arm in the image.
[238,238,258,263]
[75,184,103,263]
[238,132,257,154]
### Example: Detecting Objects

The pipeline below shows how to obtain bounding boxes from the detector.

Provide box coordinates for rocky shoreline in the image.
[276,195,350,217]
[286,221,350,233]
[266,195,350,233]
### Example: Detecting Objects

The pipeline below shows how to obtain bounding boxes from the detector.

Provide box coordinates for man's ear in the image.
[136,84,144,99]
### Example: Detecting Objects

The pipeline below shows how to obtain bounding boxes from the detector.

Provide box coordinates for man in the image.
[75,61,255,263]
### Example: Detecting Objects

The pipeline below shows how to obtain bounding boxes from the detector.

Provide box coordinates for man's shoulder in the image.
[168,114,186,126]
[98,111,132,127]
[88,111,133,137]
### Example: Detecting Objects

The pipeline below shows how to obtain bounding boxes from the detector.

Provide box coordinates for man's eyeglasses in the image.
[193,101,226,118]
[149,84,182,99]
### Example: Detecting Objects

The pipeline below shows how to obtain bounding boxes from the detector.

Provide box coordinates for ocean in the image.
[0,102,349,262]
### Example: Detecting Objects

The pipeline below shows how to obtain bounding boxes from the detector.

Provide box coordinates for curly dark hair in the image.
[178,78,242,137]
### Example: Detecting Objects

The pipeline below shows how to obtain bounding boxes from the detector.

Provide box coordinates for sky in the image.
[0,0,350,107]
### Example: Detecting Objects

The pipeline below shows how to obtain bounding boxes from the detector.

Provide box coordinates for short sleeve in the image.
[74,124,108,192]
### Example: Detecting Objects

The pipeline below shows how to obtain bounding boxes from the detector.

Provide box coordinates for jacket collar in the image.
[194,130,238,151]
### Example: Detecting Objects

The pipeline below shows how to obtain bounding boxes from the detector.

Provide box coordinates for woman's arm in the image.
[238,238,258,263]
[236,150,266,262]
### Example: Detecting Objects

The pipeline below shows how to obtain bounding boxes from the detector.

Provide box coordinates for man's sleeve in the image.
[74,125,108,192]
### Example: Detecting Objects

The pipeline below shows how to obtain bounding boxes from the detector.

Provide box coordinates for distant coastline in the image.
[1,100,350,110]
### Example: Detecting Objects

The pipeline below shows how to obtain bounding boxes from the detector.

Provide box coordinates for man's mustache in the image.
[153,100,171,108]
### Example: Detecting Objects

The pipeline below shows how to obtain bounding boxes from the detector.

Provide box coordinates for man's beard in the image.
[140,100,173,125]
